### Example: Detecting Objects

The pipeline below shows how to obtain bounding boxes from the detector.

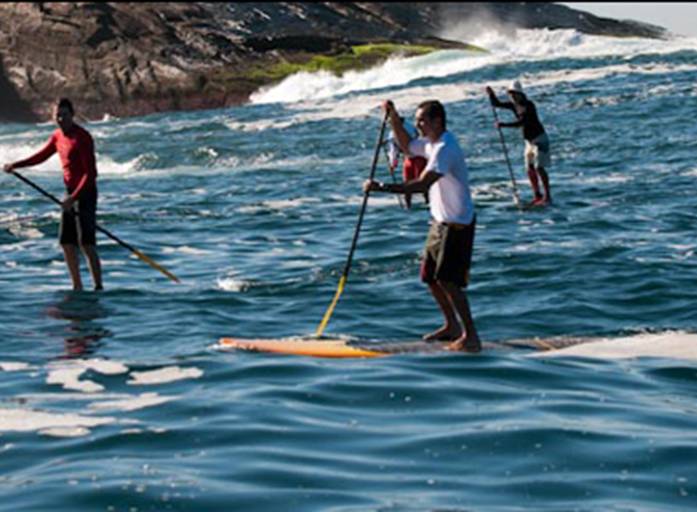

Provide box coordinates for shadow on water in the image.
[44,291,113,358]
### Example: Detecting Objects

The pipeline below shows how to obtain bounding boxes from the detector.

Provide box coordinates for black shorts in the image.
[59,188,97,246]
[420,216,476,288]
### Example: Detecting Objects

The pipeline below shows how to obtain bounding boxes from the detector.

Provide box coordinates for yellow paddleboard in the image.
[219,338,392,358]
[218,338,516,358]
[218,334,697,360]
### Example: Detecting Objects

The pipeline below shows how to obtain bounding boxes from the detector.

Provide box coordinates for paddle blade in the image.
[132,248,181,283]
[315,274,347,337]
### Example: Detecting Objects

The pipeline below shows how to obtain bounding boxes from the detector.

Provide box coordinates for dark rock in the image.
[0,2,669,122]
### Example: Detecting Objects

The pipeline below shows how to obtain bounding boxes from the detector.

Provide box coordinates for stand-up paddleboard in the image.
[217,337,583,359]
[220,338,388,358]
[218,332,697,360]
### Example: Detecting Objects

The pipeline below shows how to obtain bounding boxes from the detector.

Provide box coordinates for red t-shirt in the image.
[16,124,98,199]
[403,155,427,182]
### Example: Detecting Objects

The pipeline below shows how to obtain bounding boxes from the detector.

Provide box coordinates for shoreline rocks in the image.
[0,2,668,123]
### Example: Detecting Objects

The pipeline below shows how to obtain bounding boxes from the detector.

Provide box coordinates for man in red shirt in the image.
[3,98,103,291]
[385,118,428,209]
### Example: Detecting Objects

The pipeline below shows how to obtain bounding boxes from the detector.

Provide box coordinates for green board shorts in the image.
[420,216,476,288]
[59,188,97,246]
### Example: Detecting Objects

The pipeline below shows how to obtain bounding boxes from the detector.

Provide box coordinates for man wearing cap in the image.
[364,99,480,352]
[486,81,552,205]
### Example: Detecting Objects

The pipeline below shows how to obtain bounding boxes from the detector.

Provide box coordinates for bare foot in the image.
[422,325,462,342]
[446,335,482,353]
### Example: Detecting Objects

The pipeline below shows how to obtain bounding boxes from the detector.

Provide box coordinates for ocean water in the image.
[2,28,697,511]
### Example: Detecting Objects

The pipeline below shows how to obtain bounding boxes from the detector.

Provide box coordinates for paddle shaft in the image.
[315,111,389,336]
[340,111,389,278]
[490,105,522,208]
[9,170,180,283]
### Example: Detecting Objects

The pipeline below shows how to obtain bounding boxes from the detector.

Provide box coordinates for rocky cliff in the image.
[0,2,668,122]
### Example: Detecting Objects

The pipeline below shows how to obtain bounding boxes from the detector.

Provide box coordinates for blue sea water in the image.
[2,28,697,511]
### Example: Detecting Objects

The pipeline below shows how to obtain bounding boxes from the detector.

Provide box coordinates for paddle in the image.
[490,103,522,209]
[315,111,389,337]
[8,170,181,283]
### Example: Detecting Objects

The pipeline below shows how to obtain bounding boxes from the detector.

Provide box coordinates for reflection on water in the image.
[45,291,113,358]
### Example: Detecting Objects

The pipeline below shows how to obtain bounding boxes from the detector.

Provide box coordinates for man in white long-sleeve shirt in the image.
[364,99,480,352]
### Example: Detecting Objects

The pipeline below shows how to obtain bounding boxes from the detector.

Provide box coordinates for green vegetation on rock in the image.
[206,41,488,101]
[247,43,484,83]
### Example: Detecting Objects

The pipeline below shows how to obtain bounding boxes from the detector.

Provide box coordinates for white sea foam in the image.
[344,195,403,208]
[241,57,697,132]
[40,427,93,437]
[96,154,152,176]
[520,62,697,93]
[0,140,145,177]
[466,28,697,61]
[278,259,314,270]
[251,49,489,104]
[81,359,129,375]
[0,212,47,225]
[237,197,321,214]
[217,276,252,292]
[228,28,697,133]
[88,392,174,412]
[224,118,292,132]
[18,392,126,403]
[46,359,128,393]
[161,245,212,256]
[46,367,104,393]
[1,128,327,179]
[0,141,60,175]
[249,28,697,108]
[100,258,127,267]
[0,361,188,437]
[127,366,203,385]
[0,361,33,372]
[7,225,44,239]
[0,407,114,434]
[571,173,633,185]
[668,244,695,260]
[472,182,519,201]
[510,238,584,253]
[237,192,399,212]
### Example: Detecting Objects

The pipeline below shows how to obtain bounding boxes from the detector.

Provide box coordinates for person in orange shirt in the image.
[4,98,103,291]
